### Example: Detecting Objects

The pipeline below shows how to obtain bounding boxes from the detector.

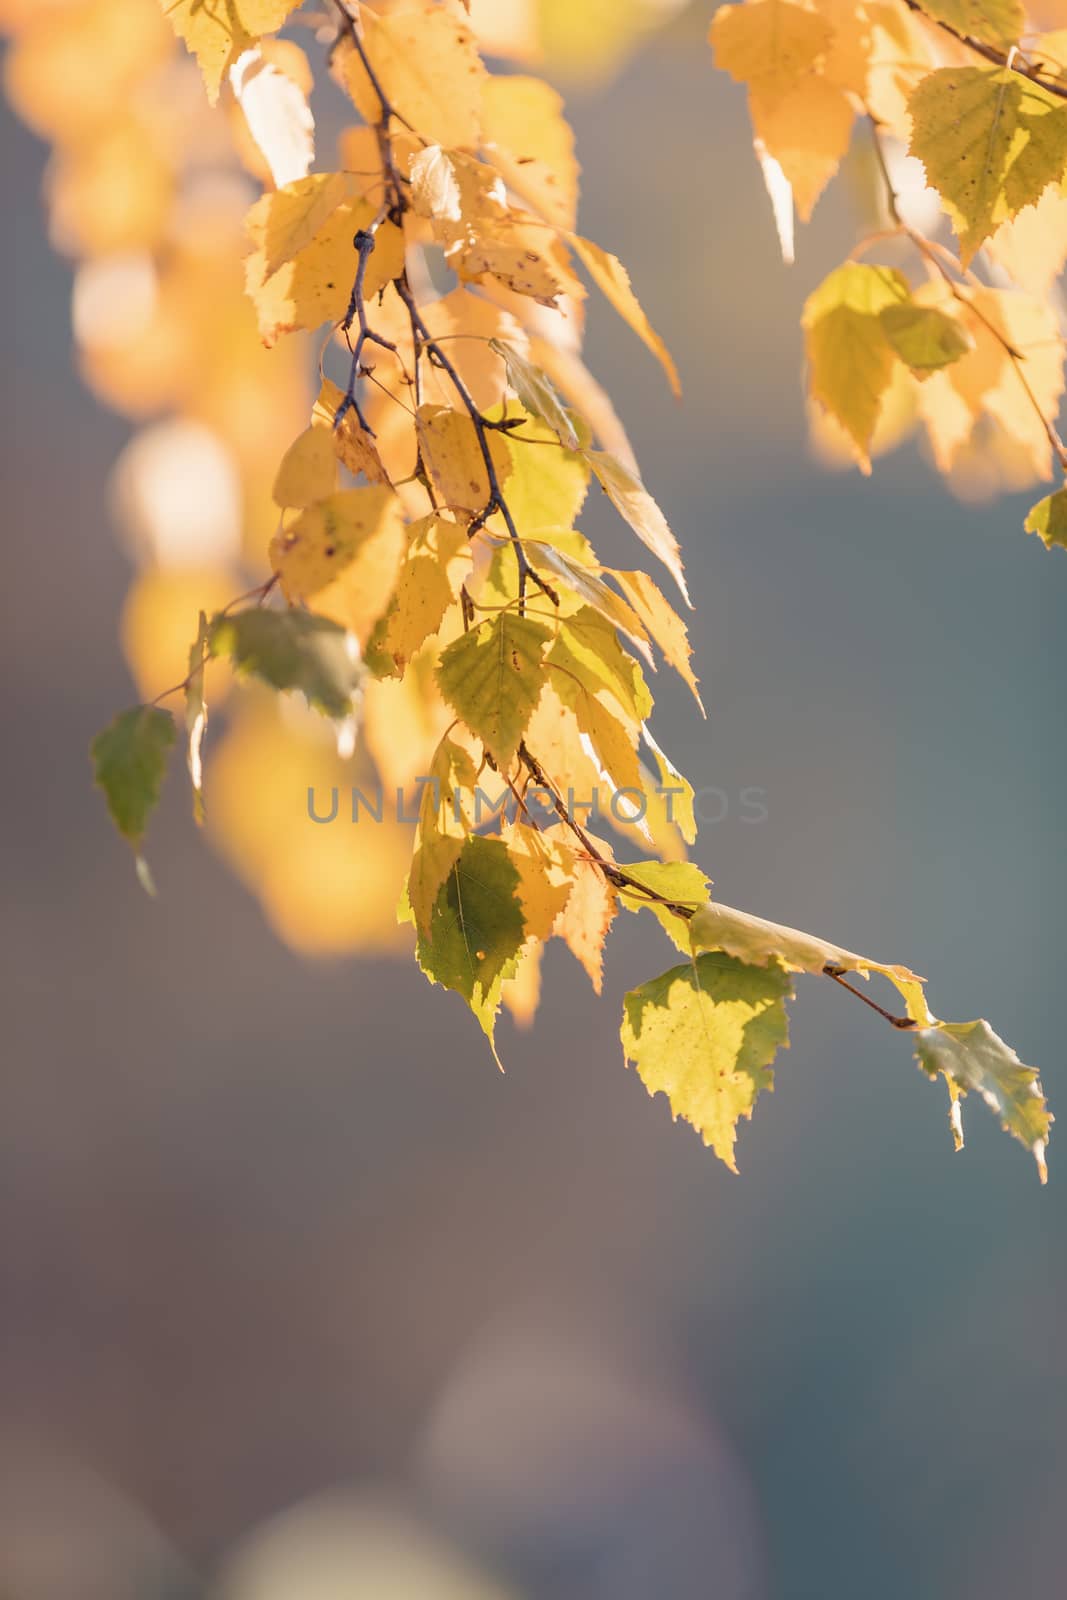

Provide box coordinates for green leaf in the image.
[209,608,364,720]
[405,736,479,936]
[621,952,793,1172]
[879,302,971,373]
[435,611,551,766]
[915,1019,1052,1182]
[908,67,1067,264]
[913,1,1024,50]
[617,860,712,952]
[801,263,910,465]
[489,338,580,449]
[414,834,527,1055]
[1024,487,1067,552]
[91,705,177,879]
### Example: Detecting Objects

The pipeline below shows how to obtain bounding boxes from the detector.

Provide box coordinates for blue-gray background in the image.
[2,13,1064,1599]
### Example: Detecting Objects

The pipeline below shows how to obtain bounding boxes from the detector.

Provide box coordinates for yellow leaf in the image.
[528,335,639,471]
[481,73,579,229]
[748,73,854,221]
[162,0,303,104]
[501,818,575,940]
[247,171,351,280]
[711,0,832,100]
[586,450,690,607]
[272,423,338,509]
[801,262,910,469]
[245,194,404,346]
[915,283,1066,486]
[501,938,543,1028]
[551,850,617,993]
[271,486,406,645]
[313,379,389,485]
[344,0,486,148]
[819,0,931,141]
[613,568,703,710]
[416,404,512,514]
[985,184,1067,296]
[419,287,528,413]
[379,514,470,669]
[688,898,923,991]
[570,234,680,396]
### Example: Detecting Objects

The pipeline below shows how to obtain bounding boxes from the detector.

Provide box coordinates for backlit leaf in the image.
[617,859,711,953]
[802,262,910,468]
[416,404,512,515]
[229,44,314,189]
[379,514,469,669]
[245,194,404,347]
[909,67,1067,264]
[344,0,486,148]
[915,1019,1052,1182]
[414,833,527,1054]
[570,234,680,396]
[914,1,1024,50]
[1024,487,1067,551]
[163,0,302,104]
[481,73,579,229]
[249,172,351,281]
[436,611,552,766]
[551,848,617,993]
[879,301,971,373]
[587,450,690,606]
[621,952,793,1171]
[270,486,406,646]
[273,423,338,510]
[489,338,580,449]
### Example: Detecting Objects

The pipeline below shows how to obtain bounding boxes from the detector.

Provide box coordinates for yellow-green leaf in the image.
[1024,487,1067,551]
[879,302,971,374]
[489,339,580,449]
[801,262,910,467]
[435,612,552,766]
[621,952,793,1172]
[617,860,711,953]
[908,67,1067,264]
[914,1,1024,50]
[915,1019,1052,1182]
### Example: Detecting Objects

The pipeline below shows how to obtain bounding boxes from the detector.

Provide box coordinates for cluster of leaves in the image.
[6,0,1054,1179]
[712,0,1067,527]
